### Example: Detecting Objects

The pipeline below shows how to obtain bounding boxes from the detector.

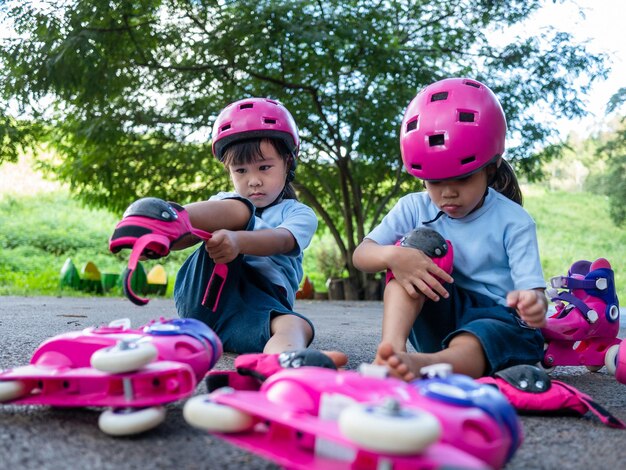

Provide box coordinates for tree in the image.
[0,0,608,297]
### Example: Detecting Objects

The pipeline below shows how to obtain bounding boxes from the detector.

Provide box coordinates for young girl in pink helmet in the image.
[353,78,548,380]
[170,98,342,363]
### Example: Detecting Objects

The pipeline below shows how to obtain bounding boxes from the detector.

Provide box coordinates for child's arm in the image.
[185,199,252,232]
[167,199,252,251]
[353,238,452,301]
[205,228,296,264]
[506,288,548,328]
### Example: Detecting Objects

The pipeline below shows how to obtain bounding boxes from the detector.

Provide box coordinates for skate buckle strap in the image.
[550,275,608,291]
[550,291,594,321]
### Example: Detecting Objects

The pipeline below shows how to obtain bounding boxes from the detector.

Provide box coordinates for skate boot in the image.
[541,258,621,374]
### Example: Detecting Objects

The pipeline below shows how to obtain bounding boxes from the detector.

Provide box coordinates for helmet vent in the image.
[220,124,231,132]
[264,118,277,124]
[459,112,475,122]
[464,81,480,89]
[431,92,448,102]
[461,156,476,165]
[406,118,418,132]
[428,134,445,147]
[411,164,422,170]
[239,103,254,110]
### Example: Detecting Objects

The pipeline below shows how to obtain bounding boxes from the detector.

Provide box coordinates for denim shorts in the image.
[409,284,545,375]
[173,201,314,353]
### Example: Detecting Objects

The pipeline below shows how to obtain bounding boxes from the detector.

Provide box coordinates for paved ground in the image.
[1,296,625,469]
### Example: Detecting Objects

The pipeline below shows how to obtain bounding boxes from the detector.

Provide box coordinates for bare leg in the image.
[376,332,487,381]
[375,279,425,358]
[264,314,347,367]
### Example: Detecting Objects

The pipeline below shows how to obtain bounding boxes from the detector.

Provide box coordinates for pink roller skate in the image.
[184,364,521,469]
[541,258,622,379]
[0,317,222,435]
[110,197,228,309]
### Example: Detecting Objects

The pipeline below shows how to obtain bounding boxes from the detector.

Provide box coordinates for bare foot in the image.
[375,342,433,382]
[323,350,348,368]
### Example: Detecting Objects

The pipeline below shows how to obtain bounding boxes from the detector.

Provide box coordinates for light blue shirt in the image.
[366,189,546,305]
[211,192,318,305]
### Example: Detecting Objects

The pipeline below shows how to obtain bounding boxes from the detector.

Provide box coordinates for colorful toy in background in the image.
[184,363,521,470]
[0,317,222,436]
[59,257,168,297]
[540,258,626,384]
[295,275,315,300]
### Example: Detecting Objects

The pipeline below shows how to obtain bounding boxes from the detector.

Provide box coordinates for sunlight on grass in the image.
[525,186,625,301]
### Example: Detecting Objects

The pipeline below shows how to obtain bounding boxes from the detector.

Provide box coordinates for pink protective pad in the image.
[385,228,454,284]
[110,198,227,307]
[477,364,625,429]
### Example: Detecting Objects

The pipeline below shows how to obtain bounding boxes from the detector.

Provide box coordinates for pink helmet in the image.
[400,78,506,181]
[212,97,300,162]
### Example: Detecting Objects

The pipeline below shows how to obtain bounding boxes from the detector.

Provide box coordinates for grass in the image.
[523,185,625,300]
[0,186,624,303]
[0,191,194,298]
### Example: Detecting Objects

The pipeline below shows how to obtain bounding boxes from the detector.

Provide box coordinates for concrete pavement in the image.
[1,296,625,469]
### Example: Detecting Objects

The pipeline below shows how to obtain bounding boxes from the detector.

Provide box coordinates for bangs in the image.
[222,139,265,167]
[222,138,291,168]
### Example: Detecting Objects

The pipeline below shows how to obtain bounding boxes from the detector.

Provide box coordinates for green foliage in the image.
[599,89,626,227]
[0,191,194,297]
[0,0,609,296]
[302,234,347,290]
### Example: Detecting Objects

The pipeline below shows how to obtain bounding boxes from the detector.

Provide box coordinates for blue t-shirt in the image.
[365,189,545,306]
[211,192,318,305]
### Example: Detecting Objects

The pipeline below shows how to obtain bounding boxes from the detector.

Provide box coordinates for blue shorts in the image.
[409,284,544,375]
[173,199,314,353]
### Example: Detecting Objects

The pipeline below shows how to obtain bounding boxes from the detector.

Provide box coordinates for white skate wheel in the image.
[0,380,26,402]
[338,400,441,455]
[605,344,620,375]
[91,341,157,374]
[183,395,254,433]
[98,406,166,436]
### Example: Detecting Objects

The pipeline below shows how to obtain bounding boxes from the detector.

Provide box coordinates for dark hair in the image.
[221,137,297,200]
[489,159,523,205]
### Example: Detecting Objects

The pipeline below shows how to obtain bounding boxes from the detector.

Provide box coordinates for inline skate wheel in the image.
[338,399,441,455]
[0,380,26,402]
[91,340,158,374]
[183,395,254,432]
[98,406,166,436]
[604,344,620,375]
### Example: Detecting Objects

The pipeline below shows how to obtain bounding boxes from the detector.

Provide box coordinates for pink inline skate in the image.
[184,363,521,469]
[541,258,625,383]
[0,317,222,435]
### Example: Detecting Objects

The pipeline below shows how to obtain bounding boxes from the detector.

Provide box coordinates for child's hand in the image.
[507,289,548,328]
[204,230,241,264]
[388,246,453,302]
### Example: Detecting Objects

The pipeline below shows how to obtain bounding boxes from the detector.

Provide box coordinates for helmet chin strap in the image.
[422,210,446,225]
